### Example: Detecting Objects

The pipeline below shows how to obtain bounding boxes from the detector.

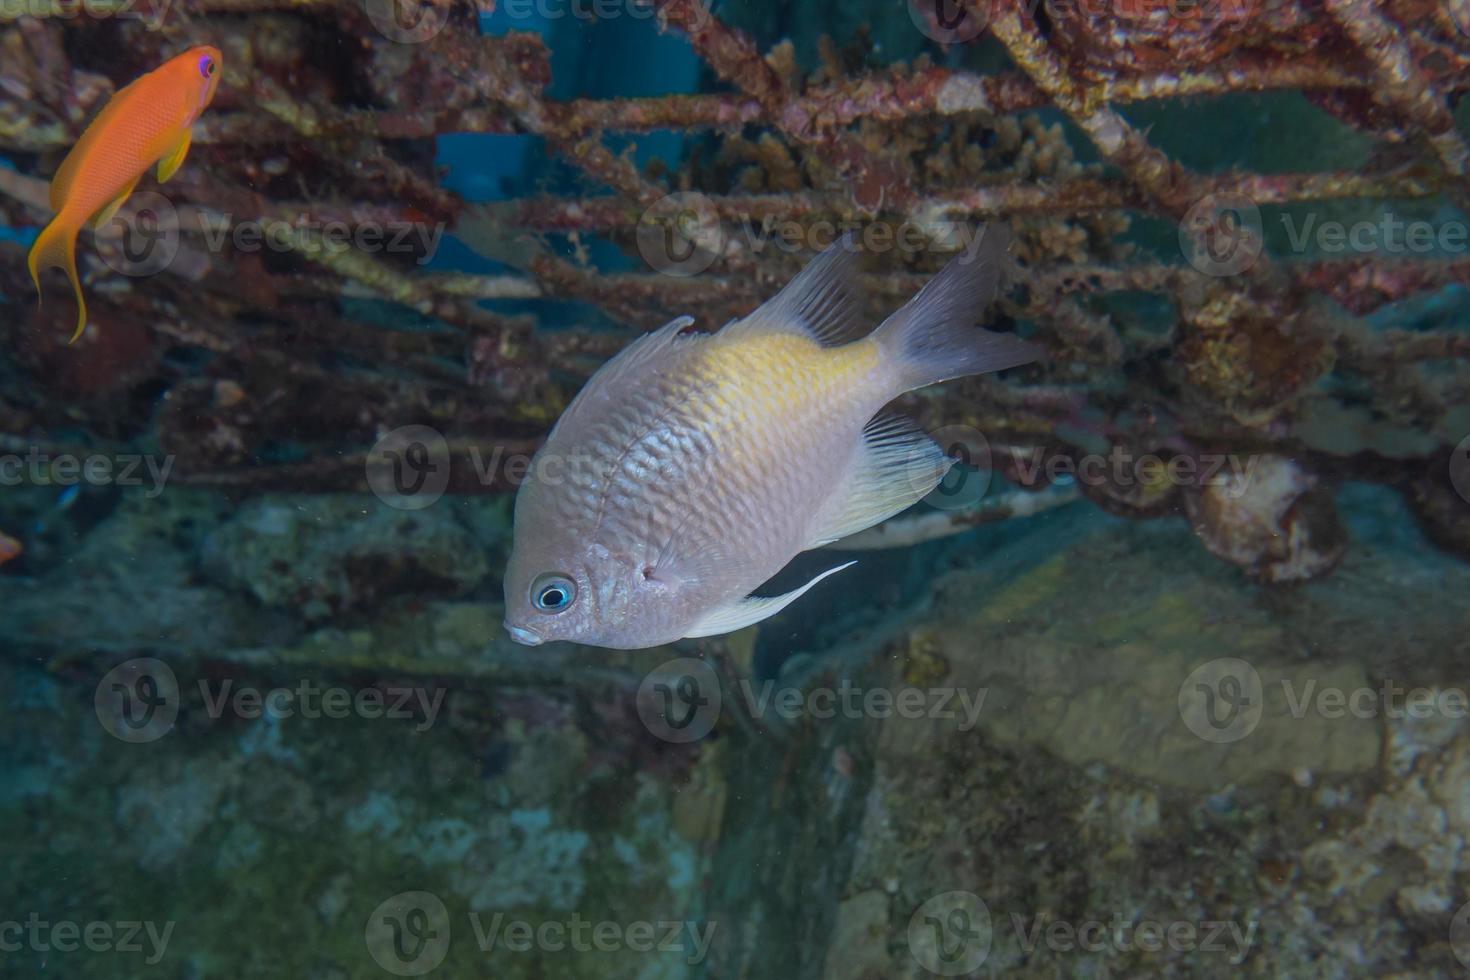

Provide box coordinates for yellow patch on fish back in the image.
[696,332,882,412]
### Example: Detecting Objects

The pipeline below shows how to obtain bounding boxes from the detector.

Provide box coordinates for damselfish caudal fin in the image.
[873,225,1041,392]
[26,215,88,344]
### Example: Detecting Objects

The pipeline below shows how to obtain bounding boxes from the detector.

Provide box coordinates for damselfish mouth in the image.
[504,622,544,646]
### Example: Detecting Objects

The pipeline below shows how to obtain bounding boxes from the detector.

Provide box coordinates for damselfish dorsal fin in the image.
[560,315,699,404]
[806,413,951,547]
[684,561,858,638]
[723,232,867,346]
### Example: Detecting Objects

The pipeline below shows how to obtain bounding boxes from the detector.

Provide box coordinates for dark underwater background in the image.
[3,0,1470,976]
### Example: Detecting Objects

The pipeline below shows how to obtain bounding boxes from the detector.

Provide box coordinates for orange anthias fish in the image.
[27,46,223,343]
[0,531,21,568]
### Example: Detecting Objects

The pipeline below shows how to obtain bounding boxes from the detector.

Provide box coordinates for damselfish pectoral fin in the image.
[684,561,857,639]
[807,414,952,547]
[91,177,141,231]
[156,130,193,183]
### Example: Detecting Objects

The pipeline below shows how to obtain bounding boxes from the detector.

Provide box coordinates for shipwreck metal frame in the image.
[0,0,1466,556]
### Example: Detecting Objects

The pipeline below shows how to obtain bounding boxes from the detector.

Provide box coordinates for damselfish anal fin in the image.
[807,414,951,547]
[684,561,858,639]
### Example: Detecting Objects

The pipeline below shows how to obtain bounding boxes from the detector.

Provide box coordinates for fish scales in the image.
[504,229,1041,648]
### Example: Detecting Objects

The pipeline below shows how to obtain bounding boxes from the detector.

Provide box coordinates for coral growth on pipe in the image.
[0,0,1467,581]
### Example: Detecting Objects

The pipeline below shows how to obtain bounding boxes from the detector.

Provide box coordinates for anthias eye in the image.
[199,57,216,78]
[532,575,576,612]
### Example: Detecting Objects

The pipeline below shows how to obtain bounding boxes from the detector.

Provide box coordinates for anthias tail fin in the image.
[873,225,1041,391]
[27,216,87,343]
[684,561,858,638]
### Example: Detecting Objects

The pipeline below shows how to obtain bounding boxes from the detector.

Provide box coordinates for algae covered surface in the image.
[4,0,1470,976]
[2,480,1470,977]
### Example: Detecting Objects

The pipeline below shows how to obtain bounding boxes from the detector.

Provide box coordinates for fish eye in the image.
[531,574,576,613]
[199,57,216,79]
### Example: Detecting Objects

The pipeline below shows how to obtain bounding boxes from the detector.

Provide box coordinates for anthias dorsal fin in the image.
[724,232,868,347]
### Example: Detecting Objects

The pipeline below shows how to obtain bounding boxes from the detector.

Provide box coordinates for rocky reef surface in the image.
[2,478,1468,977]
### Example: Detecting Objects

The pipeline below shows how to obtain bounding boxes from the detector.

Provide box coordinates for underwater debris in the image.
[1183,454,1348,583]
